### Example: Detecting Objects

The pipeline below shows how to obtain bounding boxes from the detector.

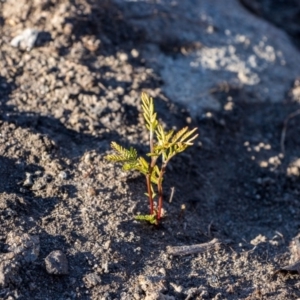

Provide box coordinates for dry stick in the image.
[280,109,300,156]
[169,187,175,203]
[166,238,222,256]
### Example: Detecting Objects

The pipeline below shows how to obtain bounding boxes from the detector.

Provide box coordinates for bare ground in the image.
[1,1,300,299]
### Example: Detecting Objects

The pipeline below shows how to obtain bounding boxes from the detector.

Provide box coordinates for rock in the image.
[250,234,267,246]
[45,250,69,275]
[23,172,33,187]
[116,0,300,115]
[58,171,68,180]
[287,159,300,176]
[10,28,39,51]
[83,272,102,288]
[290,79,300,102]
[6,232,40,263]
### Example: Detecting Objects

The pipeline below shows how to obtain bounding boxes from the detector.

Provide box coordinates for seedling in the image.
[105,92,198,224]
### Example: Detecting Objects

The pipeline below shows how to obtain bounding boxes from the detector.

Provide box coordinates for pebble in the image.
[10,28,40,51]
[45,250,69,275]
[131,49,139,58]
[83,272,101,288]
[23,173,33,187]
[58,171,68,180]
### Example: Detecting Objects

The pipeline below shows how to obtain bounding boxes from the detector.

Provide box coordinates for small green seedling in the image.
[105,92,198,224]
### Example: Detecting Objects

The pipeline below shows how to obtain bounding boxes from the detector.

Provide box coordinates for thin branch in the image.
[169,187,175,203]
[166,238,223,256]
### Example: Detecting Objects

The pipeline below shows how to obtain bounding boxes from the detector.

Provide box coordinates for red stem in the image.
[157,183,163,220]
[157,164,166,220]
[146,174,154,215]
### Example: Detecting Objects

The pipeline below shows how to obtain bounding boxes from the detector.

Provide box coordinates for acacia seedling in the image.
[105,92,198,224]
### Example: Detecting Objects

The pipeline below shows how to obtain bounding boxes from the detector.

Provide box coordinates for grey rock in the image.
[45,250,69,275]
[116,0,300,115]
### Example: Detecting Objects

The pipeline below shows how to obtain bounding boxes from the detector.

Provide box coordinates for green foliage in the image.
[105,142,138,171]
[141,92,158,133]
[105,92,198,224]
[135,214,157,225]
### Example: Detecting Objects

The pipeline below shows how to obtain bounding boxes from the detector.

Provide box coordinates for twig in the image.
[166,238,223,256]
[280,109,300,156]
[169,187,175,203]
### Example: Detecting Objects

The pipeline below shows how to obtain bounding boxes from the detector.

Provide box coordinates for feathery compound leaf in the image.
[171,127,189,143]
[179,127,198,145]
[155,124,165,141]
[150,165,160,184]
[135,214,157,224]
[165,129,174,143]
[105,142,138,163]
[141,92,158,132]
[153,126,174,154]
[122,161,139,171]
[135,157,149,175]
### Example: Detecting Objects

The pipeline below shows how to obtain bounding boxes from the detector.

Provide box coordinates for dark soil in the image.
[1,1,300,299]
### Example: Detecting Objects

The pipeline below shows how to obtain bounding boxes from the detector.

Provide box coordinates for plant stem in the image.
[146,155,158,215]
[146,128,156,215]
[146,174,154,215]
[157,163,167,220]
[150,131,154,153]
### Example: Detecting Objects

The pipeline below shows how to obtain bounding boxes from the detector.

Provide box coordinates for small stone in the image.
[259,161,268,168]
[45,250,68,275]
[103,240,111,250]
[131,49,139,58]
[118,52,128,62]
[58,171,68,180]
[250,234,267,246]
[10,28,40,51]
[83,272,101,288]
[84,153,92,164]
[23,173,33,187]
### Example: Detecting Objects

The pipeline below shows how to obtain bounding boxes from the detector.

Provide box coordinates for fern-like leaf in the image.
[135,214,157,225]
[150,165,160,184]
[171,127,189,143]
[141,92,158,132]
[179,127,198,145]
[105,142,138,165]
[135,157,149,175]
